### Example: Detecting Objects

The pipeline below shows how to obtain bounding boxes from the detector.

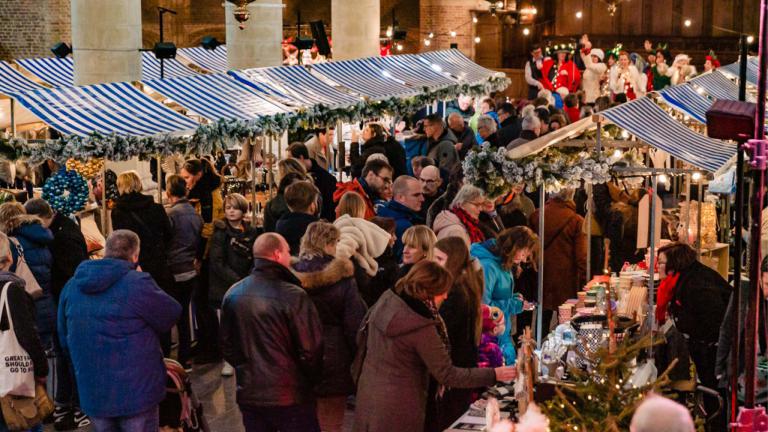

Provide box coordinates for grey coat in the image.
[427,129,460,173]
[166,199,203,277]
[353,290,496,432]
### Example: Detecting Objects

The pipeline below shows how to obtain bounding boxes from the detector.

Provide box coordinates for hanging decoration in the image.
[463,143,612,197]
[66,158,104,179]
[42,169,89,216]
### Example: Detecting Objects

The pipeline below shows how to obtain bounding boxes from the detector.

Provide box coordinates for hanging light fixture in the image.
[226,0,257,30]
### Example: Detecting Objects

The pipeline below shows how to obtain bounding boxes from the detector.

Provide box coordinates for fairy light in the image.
[659,174,668,184]
[450,30,457,37]
[424,39,431,46]
[621,130,629,139]
[692,172,702,182]
[472,16,478,23]
[748,35,755,43]
[396,43,403,51]
[613,149,622,158]
[496,1,504,7]
[576,11,583,19]
[386,28,393,38]
[684,19,692,27]
[523,28,530,36]
[428,32,434,39]
[474,36,481,44]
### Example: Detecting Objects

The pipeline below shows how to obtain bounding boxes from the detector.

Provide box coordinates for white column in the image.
[332,0,380,60]
[71,0,142,86]
[225,1,283,69]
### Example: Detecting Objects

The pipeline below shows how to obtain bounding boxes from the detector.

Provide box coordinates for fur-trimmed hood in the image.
[3,214,43,234]
[293,256,354,290]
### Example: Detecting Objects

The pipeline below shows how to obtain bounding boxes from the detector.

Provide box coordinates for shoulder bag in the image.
[8,238,42,300]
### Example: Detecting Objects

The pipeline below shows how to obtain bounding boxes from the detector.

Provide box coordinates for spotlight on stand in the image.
[201,36,222,50]
[51,42,72,58]
[706,99,756,142]
[152,42,177,59]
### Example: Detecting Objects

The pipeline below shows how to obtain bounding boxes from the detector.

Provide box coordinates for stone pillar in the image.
[332,0,380,60]
[71,0,142,86]
[225,1,283,69]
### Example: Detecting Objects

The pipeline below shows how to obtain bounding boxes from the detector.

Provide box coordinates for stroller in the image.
[160,359,210,432]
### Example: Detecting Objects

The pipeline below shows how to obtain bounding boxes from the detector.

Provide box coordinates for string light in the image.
[474,36,481,44]
[424,39,431,46]
[385,28,393,38]
[613,149,622,158]
[659,174,668,184]
[748,35,755,43]
[450,30,457,37]
[684,18,692,27]
[621,130,630,139]
[472,16,478,23]
[428,32,434,39]
[396,43,403,51]
[692,172,702,182]
[576,11,583,19]
[523,28,530,36]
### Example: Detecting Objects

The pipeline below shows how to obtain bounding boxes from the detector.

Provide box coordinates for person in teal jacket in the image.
[470,226,538,365]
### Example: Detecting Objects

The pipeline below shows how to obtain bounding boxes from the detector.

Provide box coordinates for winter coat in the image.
[7,216,55,336]
[333,214,390,277]
[451,124,478,159]
[305,135,329,172]
[111,192,173,290]
[220,258,324,407]
[49,213,87,299]
[187,168,224,241]
[293,256,367,396]
[308,159,338,222]
[426,188,456,228]
[350,136,387,179]
[609,64,646,100]
[427,129,460,173]
[0,272,48,378]
[208,220,260,304]
[541,59,581,94]
[353,289,496,432]
[334,178,377,220]
[506,130,539,152]
[470,239,523,365]
[275,212,319,256]
[433,209,472,247]
[668,260,731,344]
[383,136,407,179]
[497,117,521,148]
[362,248,399,307]
[58,258,181,418]
[376,200,423,261]
[263,194,289,233]
[166,199,203,277]
[529,199,587,310]
[580,51,608,103]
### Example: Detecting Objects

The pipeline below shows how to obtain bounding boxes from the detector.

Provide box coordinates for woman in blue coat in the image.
[470,226,538,365]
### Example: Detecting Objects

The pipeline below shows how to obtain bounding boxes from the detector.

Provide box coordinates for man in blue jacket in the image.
[376,176,424,261]
[58,230,181,431]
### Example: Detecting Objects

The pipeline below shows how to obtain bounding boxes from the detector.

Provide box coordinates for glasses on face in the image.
[374,172,393,185]
[419,177,437,185]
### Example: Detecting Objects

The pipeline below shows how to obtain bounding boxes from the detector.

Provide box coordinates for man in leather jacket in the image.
[221,233,324,432]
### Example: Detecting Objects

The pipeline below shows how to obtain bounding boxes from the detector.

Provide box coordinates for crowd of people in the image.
[0,34,730,432]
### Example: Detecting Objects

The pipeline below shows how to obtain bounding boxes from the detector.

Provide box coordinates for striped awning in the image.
[688,71,741,100]
[143,73,289,121]
[178,46,228,73]
[720,57,760,87]
[602,97,734,172]
[417,49,502,85]
[368,55,459,90]
[12,81,199,137]
[658,84,713,123]
[0,61,42,96]
[140,52,197,80]
[231,65,360,108]
[16,57,75,87]
[312,57,420,100]
[16,54,196,87]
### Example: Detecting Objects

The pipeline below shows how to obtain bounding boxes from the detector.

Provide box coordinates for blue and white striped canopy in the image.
[178,47,228,73]
[0,61,42,96]
[312,58,419,100]
[720,57,760,87]
[12,82,199,137]
[231,65,360,108]
[688,71,741,101]
[17,54,196,87]
[16,57,75,88]
[368,55,459,90]
[140,52,197,80]
[144,73,289,121]
[658,85,713,123]
[602,97,734,172]
[417,49,501,85]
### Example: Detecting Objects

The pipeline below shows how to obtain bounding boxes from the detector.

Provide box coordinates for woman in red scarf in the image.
[432,184,486,247]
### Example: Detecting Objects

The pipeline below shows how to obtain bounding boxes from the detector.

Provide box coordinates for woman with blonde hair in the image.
[399,225,437,278]
[353,260,517,432]
[278,157,307,180]
[111,170,173,292]
[293,221,366,432]
[335,191,367,219]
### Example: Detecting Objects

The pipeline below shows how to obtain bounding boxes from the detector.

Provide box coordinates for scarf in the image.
[452,206,485,243]
[655,272,680,325]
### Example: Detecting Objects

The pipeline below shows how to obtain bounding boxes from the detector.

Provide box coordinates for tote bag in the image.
[0,282,36,397]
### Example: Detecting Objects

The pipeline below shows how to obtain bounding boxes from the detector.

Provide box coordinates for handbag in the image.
[0,383,54,431]
[8,238,42,300]
[0,282,35,398]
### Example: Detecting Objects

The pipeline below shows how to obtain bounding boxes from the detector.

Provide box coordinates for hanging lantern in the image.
[227,0,257,30]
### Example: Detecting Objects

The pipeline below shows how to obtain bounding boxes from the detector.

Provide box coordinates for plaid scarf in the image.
[451,206,485,243]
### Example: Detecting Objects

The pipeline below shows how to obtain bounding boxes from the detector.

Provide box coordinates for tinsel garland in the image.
[42,169,89,215]
[462,143,613,197]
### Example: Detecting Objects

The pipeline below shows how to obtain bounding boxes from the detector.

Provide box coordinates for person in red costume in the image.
[540,47,581,96]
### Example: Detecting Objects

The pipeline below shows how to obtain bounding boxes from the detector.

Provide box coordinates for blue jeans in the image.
[240,403,321,432]
[90,406,158,432]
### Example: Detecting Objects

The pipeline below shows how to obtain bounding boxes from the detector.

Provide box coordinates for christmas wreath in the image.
[42,170,89,215]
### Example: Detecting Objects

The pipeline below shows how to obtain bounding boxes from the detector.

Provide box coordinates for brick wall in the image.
[420,0,478,58]
[0,0,71,61]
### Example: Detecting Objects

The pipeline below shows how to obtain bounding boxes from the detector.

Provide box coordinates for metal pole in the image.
[729,33,749,423]
[696,180,703,257]
[536,186,545,347]
[251,137,258,222]
[586,183,592,281]
[647,174,658,358]
[10,99,16,137]
[100,164,107,236]
[156,156,163,204]
[336,120,345,182]
[744,0,768,407]
[684,174,691,244]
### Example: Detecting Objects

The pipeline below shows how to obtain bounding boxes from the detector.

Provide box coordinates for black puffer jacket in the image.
[111,192,173,290]
[49,213,88,298]
[668,260,732,344]
[208,220,260,304]
[220,258,324,407]
[294,255,367,396]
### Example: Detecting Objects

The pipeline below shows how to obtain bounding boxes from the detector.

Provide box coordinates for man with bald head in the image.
[418,165,444,221]
[630,394,694,432]
[221,232,324,432]
[377,175,425,260]
[447,112,478,159]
